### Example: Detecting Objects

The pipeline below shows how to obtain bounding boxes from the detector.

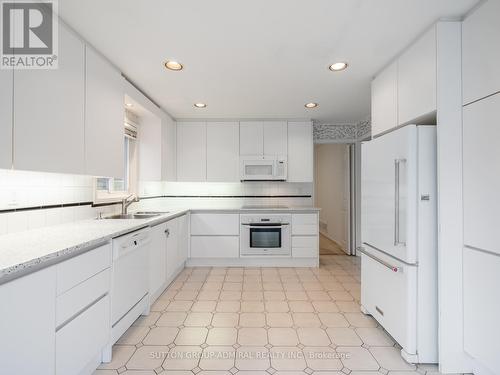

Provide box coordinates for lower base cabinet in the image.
[150,214,189,303]
[0,244,112,375]
[149,223,168,300]
[56,295,110,374]
[292,236,318,258]
[0,267,57,375]
[191,236,240,258]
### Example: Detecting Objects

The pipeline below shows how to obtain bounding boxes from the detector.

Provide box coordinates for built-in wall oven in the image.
[240,214,291,256]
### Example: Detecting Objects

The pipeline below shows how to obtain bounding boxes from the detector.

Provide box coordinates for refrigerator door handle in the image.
[358,247,403,273]
[394,158,407,246]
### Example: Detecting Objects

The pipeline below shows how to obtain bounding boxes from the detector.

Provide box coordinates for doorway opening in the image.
[314,143,359,256]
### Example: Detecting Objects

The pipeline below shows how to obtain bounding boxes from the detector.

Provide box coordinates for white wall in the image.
[314,143,349,251]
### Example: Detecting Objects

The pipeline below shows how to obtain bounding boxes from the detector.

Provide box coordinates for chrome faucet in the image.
[121,194,139,214]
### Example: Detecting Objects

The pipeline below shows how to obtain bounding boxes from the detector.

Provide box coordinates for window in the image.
[94,136,136,202]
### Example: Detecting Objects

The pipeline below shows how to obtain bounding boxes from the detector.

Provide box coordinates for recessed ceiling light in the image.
[164,60,183,71]
[305,102,318,109]
[125,103,133,107]
[194,103,207,108]
[329,62,348,71]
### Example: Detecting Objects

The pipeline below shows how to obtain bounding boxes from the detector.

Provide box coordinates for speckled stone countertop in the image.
[0,210,188,285]
[0,206,320,285]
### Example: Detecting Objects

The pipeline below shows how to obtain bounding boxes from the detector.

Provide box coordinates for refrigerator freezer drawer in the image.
[361,251,417,356]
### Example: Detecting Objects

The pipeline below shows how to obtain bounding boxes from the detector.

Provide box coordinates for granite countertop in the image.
[0,206,319,284]
[0,210,188,285]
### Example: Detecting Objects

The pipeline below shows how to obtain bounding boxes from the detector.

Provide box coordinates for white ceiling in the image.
[58,0,478,124]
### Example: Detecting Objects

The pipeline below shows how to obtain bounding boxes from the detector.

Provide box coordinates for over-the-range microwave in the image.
[240,156,287,181]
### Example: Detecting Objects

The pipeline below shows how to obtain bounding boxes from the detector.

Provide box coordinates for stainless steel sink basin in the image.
[134,211,170,215]
[101,213,162,220]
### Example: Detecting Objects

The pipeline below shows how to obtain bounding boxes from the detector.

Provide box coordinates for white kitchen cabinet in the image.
[207,122,240,181]
[149,223,168,300]
[292,236,318,258]
[371,61,398,137]
[85,46,124,178]
[463,93,500,255]
[13,24,85,174]
[162,115,177,181]
[463,247,500,374]
[56,242,111,295]
[287,121,313,182]
[0,267,56,374]
[240,121,264,155]
[462,0,500,105]
[398,26,437,125]
[264,121,287,156]
[292,213,319,236]
[178,214,189,265]
[191,213,240,236]
[0,68,12,169]
[138,113,163,181]
[166,218,180,281]
[191,236,240,258]
[56,295,110,375]
[190,213,239,259]
[176,122,207,181]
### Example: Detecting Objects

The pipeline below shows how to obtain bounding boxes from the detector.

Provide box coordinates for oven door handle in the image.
[241,223,289,227]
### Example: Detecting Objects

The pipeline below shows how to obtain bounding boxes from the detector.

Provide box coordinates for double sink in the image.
[101,211,169,220]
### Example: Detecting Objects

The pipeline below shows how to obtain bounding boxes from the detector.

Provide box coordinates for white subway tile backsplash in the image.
[0,169,94,210]
[0,169,121,235]
[139,181,313,198]
[7,212,29,234]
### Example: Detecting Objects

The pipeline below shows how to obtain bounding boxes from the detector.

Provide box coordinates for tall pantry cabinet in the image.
[462,1,500,374]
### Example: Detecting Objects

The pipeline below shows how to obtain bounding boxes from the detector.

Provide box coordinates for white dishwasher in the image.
[111,227,150,344]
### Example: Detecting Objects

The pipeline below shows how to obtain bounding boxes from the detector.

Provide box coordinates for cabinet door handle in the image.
[164,229,170,237]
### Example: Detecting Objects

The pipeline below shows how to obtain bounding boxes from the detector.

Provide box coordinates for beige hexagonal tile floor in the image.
[93,255,453,375]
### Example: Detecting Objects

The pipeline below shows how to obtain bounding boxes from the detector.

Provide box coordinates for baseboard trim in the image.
[319,231,349,254]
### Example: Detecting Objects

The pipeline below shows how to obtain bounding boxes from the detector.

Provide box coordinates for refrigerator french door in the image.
[360,124,438,364]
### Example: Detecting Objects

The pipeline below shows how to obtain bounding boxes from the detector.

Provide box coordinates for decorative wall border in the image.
[313,118,371,142]
[0,201,120,214]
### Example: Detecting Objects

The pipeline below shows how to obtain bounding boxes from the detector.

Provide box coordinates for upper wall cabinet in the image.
[239,121,287,157]
[0,68,12,169]
[397,26,436,125]
[264,121,287,156]
[207,122,240,182]
[162,115,177,181]
[85,46,124,178]
[371,25,437,136]
[177,122,207,181]
[240,121,264,155]
[13,24,85,174]
[371,61,398,137]
[138,113,162,181]
[462,0,500,105]
[287,121,313,182]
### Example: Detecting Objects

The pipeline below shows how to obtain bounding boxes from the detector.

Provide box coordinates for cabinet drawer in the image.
[292,236,318,258]
[56,295,110,375]
[361,251,415,352]
[56,268,110,327]
[191,236,239,258]
[292,214,318,235]
[292,248,318,258]
[57,242,112,295]
[191,213,240,235]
